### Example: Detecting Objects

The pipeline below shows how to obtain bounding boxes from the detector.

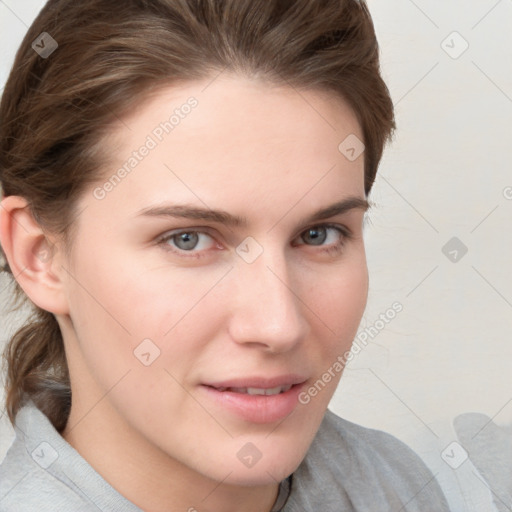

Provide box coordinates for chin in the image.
[221,461,297,487]
[206,443,306,487]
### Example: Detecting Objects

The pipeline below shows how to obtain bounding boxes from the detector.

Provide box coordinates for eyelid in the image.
[293,223,353,253]
[157,227,219,252]
[299,222,352,239]
[157,223,352,243]
[157,222,353,258]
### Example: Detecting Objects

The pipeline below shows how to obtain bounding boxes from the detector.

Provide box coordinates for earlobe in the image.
[0,195,70,315]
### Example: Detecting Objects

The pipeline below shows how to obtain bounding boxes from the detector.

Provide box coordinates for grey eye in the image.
[302,227,328,246]
[172,232,200,251]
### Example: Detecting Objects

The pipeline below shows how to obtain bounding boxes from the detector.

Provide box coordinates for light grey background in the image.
[1,1,511,511]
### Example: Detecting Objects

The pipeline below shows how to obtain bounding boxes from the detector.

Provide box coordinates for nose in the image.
[227,247,309,353]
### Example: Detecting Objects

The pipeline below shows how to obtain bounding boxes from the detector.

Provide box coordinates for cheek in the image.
[312,259,368,331]
[65,253,227,377]
[69,243,196,332]
[295,262,368,411]
[304,257,368,372]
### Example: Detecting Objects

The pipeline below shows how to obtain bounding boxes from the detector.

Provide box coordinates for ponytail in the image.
[1,270,71,431]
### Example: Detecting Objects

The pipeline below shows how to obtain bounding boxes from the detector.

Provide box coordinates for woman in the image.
[0,0,450,510]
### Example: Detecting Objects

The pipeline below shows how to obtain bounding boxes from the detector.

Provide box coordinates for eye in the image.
[157,223,352,259]
[295,223,352,255]
[158,229,218,259]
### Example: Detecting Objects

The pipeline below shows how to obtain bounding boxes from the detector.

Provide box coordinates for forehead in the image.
[81,74,366,226]
[107,72,364,163]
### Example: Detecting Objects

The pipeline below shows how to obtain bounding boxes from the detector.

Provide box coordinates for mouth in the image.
[200,377,307,424]
[209,385,293,395]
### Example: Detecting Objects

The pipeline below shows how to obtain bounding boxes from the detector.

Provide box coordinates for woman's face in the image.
[57,74,369,490]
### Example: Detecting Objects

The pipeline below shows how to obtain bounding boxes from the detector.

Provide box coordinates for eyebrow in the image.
[135,196,370,229]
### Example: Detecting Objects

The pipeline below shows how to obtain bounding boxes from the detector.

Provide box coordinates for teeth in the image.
[247,386,281,396]
[221,385,293,395]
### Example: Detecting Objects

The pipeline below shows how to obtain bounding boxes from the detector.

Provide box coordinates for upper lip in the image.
[203,374,308,389]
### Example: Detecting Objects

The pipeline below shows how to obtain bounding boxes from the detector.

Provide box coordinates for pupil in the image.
[176,232,198,250]
[307,227,326,246]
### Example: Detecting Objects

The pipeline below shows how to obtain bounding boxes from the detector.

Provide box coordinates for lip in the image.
[200,375,307,424]
[203,374,308,390]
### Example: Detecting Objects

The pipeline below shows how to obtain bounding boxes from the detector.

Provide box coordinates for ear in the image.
[0,195,69,315]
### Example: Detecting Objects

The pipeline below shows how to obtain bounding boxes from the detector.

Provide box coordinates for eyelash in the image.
[157,223,353,260]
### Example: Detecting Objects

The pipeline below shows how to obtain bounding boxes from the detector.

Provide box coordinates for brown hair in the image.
[0,0,395,431]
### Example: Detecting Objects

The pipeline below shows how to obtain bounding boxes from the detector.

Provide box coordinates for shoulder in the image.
[284,409,450,512]
[0,402,102,512]
[0,447,89,512]
[317,408,433,472]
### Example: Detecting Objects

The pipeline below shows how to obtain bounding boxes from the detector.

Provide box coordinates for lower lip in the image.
[200,383,305,424]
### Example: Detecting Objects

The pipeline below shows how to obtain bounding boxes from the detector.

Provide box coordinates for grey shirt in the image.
[0,400,449,511]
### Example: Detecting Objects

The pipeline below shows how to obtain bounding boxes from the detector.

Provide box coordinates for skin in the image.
[0,73,369,512]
